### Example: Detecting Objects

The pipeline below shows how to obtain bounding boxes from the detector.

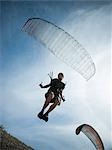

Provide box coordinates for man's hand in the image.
[62,98,66,102]
[39,84,43,88]
[62,95,66,102]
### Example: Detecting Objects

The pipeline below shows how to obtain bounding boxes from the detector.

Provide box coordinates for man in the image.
[38,73,65,122]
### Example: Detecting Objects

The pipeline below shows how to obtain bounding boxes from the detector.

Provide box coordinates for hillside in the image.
[0,126,34,150]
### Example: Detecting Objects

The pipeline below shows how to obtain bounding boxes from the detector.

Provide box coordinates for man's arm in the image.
[39,83,51,88]
[59,90,65,102]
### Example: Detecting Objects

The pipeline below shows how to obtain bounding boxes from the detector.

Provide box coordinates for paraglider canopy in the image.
[22,18,96,81]
[76,124,104,150]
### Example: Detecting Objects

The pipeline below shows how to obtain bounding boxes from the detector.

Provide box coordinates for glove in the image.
[62,96,66,102]
[39,84,43,88]
[62,99,66,102]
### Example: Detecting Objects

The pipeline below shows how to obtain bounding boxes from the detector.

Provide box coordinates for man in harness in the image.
[38,73,65,122]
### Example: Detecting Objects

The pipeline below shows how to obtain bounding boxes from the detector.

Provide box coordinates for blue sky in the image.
[1,1,112,150]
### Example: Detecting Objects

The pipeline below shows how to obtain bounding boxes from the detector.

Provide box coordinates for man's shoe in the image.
[42,115,48,122]
[37,112,43,119]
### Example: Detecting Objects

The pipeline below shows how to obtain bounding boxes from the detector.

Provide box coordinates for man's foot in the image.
[37,111,43,119]
[42,115,48,122]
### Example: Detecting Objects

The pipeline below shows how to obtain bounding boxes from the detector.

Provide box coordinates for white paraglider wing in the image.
[22,18,95,80]
[76,124,104,150]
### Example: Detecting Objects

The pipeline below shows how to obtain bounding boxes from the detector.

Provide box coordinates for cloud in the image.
[1,48,111,149]
[62,3,111,56]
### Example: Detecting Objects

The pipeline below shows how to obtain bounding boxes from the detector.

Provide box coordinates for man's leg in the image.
[44,99,59,117]
[39,93,53,114]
